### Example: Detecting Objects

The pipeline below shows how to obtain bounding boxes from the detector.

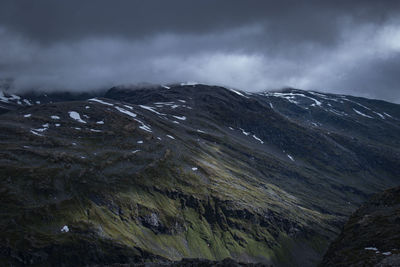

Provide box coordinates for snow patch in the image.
[192,167,198,171]
[24,114,31,118]
[139,105,166,115]
[239,128,250,136]
[123,105,133,110]
[139,124,152,132]
[383,112,393,118]
[166,135,175,139]
[30,130,43,136]
[0,91,9,103]
[134,118,152,132]
[180,81,199,86]
[364,247,378,251]
[329,109,347,116]
[10,94,20,100]
[115,106,137,118]
[51,115,60,120]
[268,92,322,106]
[61,225,69,233]
[172,115,186,120]
[68,111,86,123]
[252,135,264,144]
[344,99,371,110]
[89,98,114,106]
[154,102,174,105]
[96,120,104,124]
[31,122,49,134]
[373,111,385,119]
[287,155,295,161]
[353,108,373,119]
[228,88,248,98]
[137,140,143,144]
[23,99,32,105]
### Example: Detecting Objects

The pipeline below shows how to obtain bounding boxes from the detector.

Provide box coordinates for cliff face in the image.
[0,84,399,266]
[321,186,400,266]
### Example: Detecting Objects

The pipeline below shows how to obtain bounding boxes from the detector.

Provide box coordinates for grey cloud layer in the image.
[0,1,399,103]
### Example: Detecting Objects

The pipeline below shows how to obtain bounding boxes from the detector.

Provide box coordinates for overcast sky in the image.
[0,1,399,103]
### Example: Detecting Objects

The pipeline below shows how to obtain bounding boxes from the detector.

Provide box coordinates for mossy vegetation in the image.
[0,144,334,266]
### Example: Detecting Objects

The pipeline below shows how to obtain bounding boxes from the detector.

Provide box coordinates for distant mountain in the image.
[0,84,399,266]
[321,186,400,266]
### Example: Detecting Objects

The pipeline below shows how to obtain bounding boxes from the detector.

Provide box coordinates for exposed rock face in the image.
[0,84,399,266]
[321,186,400,266]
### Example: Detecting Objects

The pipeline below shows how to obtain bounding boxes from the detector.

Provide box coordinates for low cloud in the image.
[0,14,400,103]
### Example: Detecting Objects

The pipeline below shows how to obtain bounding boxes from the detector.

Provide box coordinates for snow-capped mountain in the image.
[1,84,399,266]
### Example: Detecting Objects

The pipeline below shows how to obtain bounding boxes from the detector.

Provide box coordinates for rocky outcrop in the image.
[321,186,400,266]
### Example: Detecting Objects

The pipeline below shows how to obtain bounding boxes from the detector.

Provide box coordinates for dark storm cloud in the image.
[0,0,399,103]
[1,1,398,44]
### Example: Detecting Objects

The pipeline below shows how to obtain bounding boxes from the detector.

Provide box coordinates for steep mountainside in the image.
[321,186,400,266]
[0,84,399,266]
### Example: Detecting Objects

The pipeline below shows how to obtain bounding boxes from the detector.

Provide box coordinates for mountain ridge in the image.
[0,84,399,266]
[321,186,400,266]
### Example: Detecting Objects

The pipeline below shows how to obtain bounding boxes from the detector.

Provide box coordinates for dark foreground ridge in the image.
[0,84,399,266]
[321,186,400,266]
